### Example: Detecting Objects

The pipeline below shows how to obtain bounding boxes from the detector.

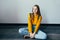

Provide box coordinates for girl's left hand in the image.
[30,32,36,38]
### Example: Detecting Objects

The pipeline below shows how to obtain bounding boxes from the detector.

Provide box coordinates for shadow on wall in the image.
[41,9,48,24]
[39,9,48,32]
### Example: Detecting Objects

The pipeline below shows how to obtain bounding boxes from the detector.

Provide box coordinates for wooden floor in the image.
[0,24,60,40]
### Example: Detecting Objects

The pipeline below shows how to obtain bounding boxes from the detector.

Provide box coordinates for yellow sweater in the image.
[28,13,42,33]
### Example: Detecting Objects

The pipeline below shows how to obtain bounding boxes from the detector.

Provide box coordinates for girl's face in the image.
[32,6,38,14]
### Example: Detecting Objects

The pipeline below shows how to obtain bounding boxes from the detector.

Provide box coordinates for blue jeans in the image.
[19,25,47,40]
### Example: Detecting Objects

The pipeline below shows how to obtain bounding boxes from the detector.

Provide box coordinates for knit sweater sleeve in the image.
[34,16,42,33]
[28,13,32,33]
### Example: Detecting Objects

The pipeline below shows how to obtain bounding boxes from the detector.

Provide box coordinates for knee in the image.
[40,33,47,39]
[42,33,47,39]
[19,28,23,34]
[35,32,47,39]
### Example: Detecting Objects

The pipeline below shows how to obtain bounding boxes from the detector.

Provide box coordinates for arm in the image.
[28,13,32,33]
[34,16,42,33]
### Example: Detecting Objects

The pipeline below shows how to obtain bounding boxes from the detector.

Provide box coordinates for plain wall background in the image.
[0,0,60,24]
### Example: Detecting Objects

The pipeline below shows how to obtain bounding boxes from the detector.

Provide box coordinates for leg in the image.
[19,27,29,36]
[35,30,47,40]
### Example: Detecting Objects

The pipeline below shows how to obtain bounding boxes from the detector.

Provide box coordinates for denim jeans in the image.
[19,25,47,40]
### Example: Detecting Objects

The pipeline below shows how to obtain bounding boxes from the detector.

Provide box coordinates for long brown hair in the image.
[30,5,41,20]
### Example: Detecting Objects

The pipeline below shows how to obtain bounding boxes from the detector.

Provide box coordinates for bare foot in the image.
[24,35,30,39]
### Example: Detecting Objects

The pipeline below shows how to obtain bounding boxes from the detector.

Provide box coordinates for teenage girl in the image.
[19,5,47,40]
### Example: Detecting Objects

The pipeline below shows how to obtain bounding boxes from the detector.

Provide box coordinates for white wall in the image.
[0,0,60,24]
[0,0,18,23]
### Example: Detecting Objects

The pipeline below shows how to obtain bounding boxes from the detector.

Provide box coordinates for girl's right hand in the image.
[30,33,35,38]
[30,33,33,38]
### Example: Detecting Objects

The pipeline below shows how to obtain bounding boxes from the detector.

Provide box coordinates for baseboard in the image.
[0,23,60,26]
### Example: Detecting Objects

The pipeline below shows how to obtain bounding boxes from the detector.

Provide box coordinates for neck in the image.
[34,13,37,16]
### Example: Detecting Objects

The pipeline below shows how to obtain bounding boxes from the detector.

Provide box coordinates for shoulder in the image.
[40,16,42,18]
[28,12,32,16]
[39,16,42,19]
[28,13,30,16]
[28,12,32,17]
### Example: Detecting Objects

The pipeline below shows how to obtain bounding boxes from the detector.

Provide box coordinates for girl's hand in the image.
[30,32,36,38]
[29,33,33,38]
[31,32,36,38]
